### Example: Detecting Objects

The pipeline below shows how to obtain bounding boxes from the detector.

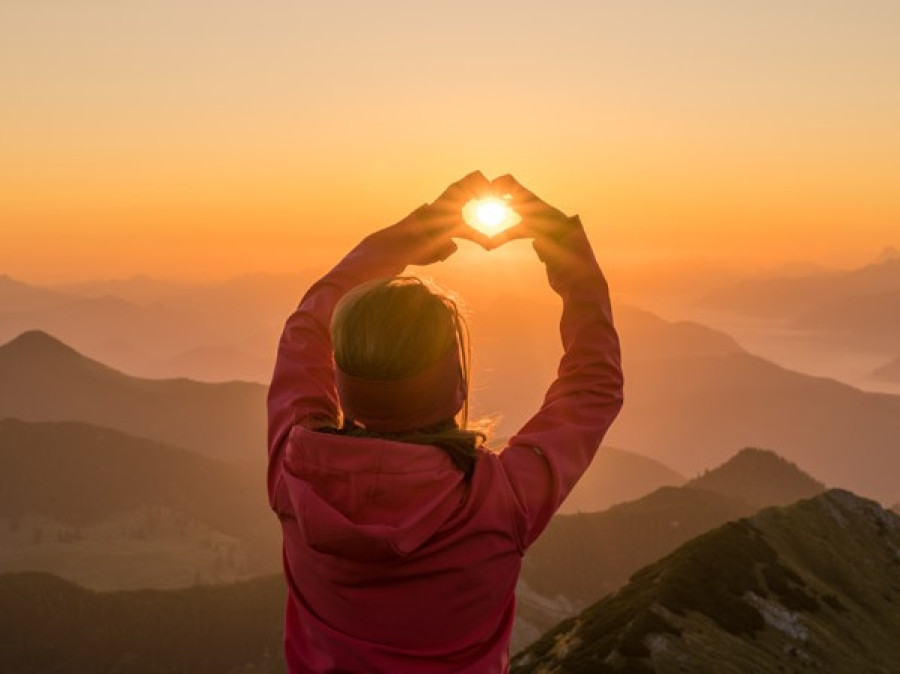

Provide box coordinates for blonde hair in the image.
[329,276,483,477]
[331,276,474,427]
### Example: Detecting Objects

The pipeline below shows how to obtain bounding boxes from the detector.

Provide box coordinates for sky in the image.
[2,0,899,283]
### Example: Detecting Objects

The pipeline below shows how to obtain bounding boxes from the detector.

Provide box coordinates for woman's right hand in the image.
[363,171,493,266]
[487,174,580,248]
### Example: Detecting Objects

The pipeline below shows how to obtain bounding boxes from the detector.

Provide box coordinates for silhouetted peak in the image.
[0,330,86,362]
[687,447,824,507]
[729,446,791,466]
[707,447,805,475]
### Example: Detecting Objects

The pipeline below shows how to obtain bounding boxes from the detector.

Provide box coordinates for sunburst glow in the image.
[462,197,522,238]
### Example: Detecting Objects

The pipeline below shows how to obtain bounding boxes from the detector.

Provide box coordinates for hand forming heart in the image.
[403,171,577,265]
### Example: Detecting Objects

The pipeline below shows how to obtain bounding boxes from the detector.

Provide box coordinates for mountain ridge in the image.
[0,331,267,465]
[511,489,900,673]
[512,447,825,651]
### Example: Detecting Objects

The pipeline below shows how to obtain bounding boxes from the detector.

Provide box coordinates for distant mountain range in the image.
[699,253,900,318]
[0,331,266,465]
[5,291,900,508]
[511,490,900,673]
[605,340,900,504]
[697,254,900,350]
[0,273,307,381]
[512,448,825,651]
[0,418,280,589]
[0,572,285,674]
[465,293,900,504]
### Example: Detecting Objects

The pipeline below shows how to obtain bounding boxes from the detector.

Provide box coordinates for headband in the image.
[335,347,466,433]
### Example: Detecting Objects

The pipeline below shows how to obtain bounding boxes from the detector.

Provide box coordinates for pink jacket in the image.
[267,216,623,673]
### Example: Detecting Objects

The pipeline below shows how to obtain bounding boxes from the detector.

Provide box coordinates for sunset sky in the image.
[2,1,898,283]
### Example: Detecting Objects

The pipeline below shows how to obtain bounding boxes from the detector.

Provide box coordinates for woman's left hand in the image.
[367,171,493,266]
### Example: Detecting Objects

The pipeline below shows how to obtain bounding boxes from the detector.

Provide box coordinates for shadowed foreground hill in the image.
[0,573,286,674]
[513,447,825,651]
[0,418,280,587]
[512,490,900,673]
[0,331,266,465]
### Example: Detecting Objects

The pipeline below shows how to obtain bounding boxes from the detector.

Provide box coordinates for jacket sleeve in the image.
[499,218,624,550]
[265,220,422,515]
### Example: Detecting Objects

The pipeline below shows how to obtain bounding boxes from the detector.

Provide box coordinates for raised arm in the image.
[266,172,492,513]
[493,176,624,549]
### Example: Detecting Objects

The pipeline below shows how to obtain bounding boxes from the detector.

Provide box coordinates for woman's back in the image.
[267,172,624,672]
[279,431,523,672]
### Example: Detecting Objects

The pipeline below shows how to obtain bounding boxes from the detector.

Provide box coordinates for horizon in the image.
[3,1,900,283]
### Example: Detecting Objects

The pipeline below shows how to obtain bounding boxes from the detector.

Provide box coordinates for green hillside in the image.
[512,490,900,673]
[523,487,753,604]
[513,447,824,652]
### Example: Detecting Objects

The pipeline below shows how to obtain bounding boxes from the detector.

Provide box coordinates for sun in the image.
[462,197,522,237]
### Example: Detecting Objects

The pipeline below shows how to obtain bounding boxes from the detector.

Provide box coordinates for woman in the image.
[267,171,624,673]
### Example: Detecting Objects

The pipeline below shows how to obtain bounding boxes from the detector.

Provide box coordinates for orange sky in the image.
[2,1,899,283]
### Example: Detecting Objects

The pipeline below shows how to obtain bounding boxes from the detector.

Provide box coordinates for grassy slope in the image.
[511,490,900,673]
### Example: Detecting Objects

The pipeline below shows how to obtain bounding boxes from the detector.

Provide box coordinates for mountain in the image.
[793,288,900,350]
[870,355,900,383]
[0,331,267,465]
[698,255,900,319]
[696,255,900,350]
[0,572,285,674]
[474,300,747,445]
[0,275,75,313]
[51,274,202,305]
[474,296,900,504]
[511,490,900,673]
[0,418,280,588]
[512,449,824,651]
[605,345,900,504]
[52,271,313,318]
[560,447,684,515]
[0,291,200,361]
[685,447,825,508]
[0,274,309,380]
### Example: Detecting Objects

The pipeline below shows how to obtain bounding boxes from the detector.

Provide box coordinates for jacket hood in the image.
[281,427,468,561]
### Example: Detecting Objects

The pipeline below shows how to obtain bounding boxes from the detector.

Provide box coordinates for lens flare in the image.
[462,196,521,237]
